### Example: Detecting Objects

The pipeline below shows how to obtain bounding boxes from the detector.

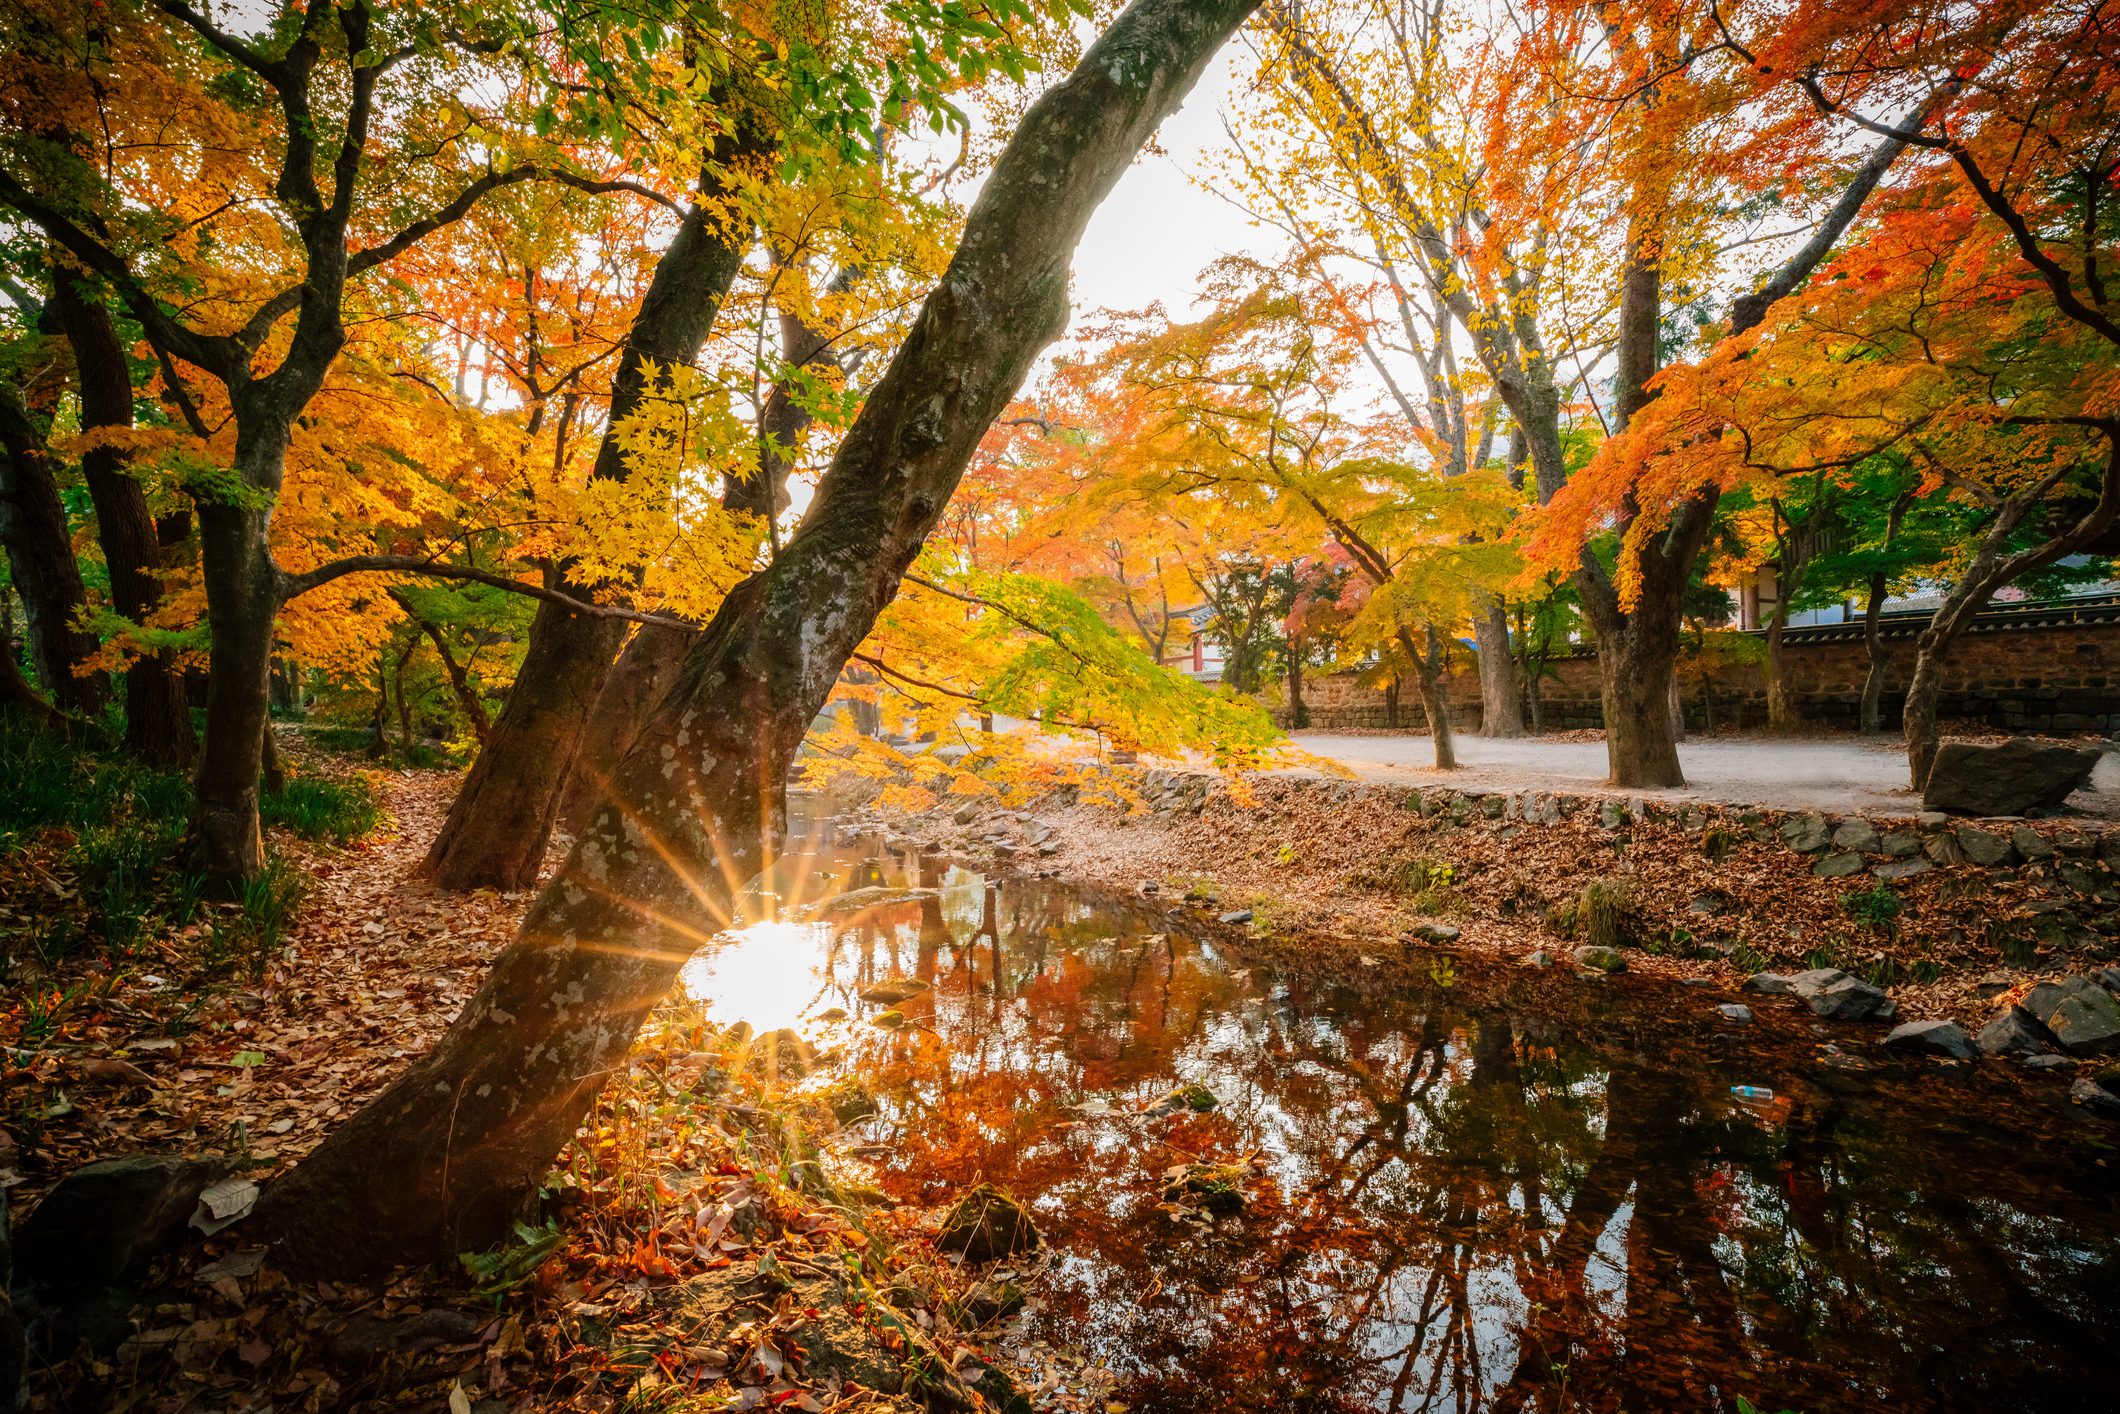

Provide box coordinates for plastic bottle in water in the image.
[1730,1085,1774,1102]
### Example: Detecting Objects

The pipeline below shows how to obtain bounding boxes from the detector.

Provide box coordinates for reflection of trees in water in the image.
[803,867,2118,1413]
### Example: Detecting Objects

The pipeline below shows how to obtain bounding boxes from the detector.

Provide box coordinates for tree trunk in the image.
[1383,674,1400,729]
[1473,596,1524,737]
[260,723,287,796]
[188,490,281,881]
[1286,637,1307,729]
[0,390,105,717]
[1764,608,1796,731]
[424,171,756,891]
[50,275,192,763]
[556,620,692,834]
[1592,617,1686,788]
[255,0,1261,1274]
[1399,626,1456,769]
[1859,571,1891,735]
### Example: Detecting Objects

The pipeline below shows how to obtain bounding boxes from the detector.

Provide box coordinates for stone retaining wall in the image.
[1126,767,2120,906]
[1285,616,2120,735]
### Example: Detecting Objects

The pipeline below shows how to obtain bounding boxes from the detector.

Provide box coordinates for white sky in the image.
[1060,47,1261,325]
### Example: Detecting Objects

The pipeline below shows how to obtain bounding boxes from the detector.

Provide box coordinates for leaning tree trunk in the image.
[0,389,106,717]
[1473,596,1524,737]
[254,0,1262,1274]
[558,289,847,836]
[424,179,755,891]
[51,275,192,764]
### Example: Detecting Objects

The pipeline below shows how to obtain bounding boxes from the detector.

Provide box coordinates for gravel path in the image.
[1290,731,2120,818]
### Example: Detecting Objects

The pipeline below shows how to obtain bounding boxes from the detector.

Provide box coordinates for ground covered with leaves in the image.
[4,739,1039,1414]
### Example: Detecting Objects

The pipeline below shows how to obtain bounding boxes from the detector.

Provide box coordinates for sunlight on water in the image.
[678,919,833,1034]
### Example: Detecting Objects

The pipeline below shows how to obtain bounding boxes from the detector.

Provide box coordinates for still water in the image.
[684,831,2120,1414]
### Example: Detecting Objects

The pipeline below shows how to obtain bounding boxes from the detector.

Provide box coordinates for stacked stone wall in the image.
[1284,619,2120,735]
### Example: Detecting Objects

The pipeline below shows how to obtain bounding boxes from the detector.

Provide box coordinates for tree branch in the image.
[283,555,689,627]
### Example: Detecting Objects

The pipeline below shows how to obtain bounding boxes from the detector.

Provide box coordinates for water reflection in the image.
[684,832,2120,1413]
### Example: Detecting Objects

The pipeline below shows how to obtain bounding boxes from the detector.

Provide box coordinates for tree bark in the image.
[1399,626,1456,769]
[1472,596,1524,737]
[255,0,1262,1274]
[188,485,281,881]
[1286,636,1307,729]
[1859,490,1913,735]
[49,275,192,763]
[0,389,105,717]
[424,166,757,891]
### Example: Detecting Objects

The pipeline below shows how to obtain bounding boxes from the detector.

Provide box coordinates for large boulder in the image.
[2022,977,2120,1056]
[13,1154,231,1290]
[1922,737,2101,816]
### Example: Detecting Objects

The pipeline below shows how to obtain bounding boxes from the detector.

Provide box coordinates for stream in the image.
[681,824,2120,1413]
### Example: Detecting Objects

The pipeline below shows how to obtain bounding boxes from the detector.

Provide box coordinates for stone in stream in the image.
[1922,737,2101,816]
[1716,1003,1754,1025]
[1807,976,1897,1023]
[1408,922,1460,943]
[935,1184,1041,1263]
[1977,1007,2058,1057]
[2021,977,2120,1056]
[1883,1020,1979,1060]
[2070,1077,2120,1118]
[1217,910,1254,926]
[1572,945,1627,974]
[858,977,932,1006]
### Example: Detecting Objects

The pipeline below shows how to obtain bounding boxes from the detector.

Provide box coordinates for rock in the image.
[1716,1003,1754,1025]
[1217,909,1253,926]
[1685,893,1727,916]
[1782,813,1831,853]
[1974,971,2014,998]
[1408,922,1460,942]
[2011,825,2055,860]
[1923,737,2101,815]
[1954,826,2016,867]
[1138,880,1161,895]
[1883,1020,1979,1060]
[2023,1053,2073,1071]
[1519,950,1552,968]
[1808,976,1896,1022]
[1599,800,1629,829]
[1812,852,1866,878]
[327,1307,484,1362]
[2096,967,2120,995]
[1742,972,1798,995]
[2070,1077,2120,1117]
[858,977,932,1005]
[14,1154,230,1290]
[2021,977,2120,1055]
[1831,818,1882,853]
[936,1184,1041,1263]
[1878,831,1923,859]
[1872,857,1933,881]
[1,1196,21,1414]
[1977,1007,2057,1057]
[1787,967,1851,997]
[956,1279,1027,1327]
[1571,945,1626,974]
[1145,1083,1218,1116]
